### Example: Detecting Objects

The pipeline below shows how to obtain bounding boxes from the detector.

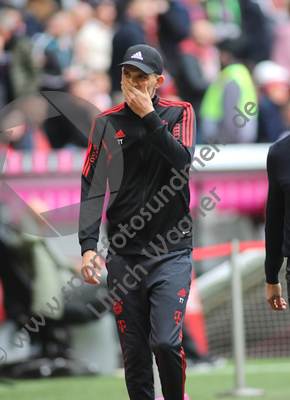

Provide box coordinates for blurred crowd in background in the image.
[1,0,290,148]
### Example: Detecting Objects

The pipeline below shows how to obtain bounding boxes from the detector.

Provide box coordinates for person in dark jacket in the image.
[0,8,39,108]
[239,0,275,69]
[158,0,191,82]
[264,136,290,312]
[253,61,290,143]
[79,44,196,400]
[110,0,159,104]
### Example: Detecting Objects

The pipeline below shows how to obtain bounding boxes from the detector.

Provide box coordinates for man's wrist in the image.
[81,238,98,256]
[140,108,154,118]
[266,280,280,285]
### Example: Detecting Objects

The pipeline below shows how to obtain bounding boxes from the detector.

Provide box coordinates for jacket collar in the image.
[152,95,159,107]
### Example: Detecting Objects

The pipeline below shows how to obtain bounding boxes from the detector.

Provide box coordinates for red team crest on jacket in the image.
[113,300,123,315]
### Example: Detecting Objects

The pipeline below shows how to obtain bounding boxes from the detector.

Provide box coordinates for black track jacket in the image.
[79,95,196,258]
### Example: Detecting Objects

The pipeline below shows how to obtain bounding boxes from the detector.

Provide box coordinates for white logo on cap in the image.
[131,51,143,60]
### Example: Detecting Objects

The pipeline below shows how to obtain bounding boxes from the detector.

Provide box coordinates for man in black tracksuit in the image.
[79,45,196,400]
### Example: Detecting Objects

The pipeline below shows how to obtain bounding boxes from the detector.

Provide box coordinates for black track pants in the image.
[106,249,193,400]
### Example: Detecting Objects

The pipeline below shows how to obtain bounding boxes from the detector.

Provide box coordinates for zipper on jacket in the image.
[139,129,147,253]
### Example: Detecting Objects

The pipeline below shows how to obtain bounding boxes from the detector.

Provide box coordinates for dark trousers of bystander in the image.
[106,249,193,400]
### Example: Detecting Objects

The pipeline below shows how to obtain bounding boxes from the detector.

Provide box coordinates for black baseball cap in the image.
[118,44,163,75]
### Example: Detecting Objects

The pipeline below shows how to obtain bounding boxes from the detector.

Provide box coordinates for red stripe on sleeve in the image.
[186,105,191,147]
[83,116,96,177]
[183,104,194,147]
[189,104,194,147]
[158,98,184,108]
[103,103,125,116]
[83,141,92,177]
[182,108,187,146]
[83,104,125,177]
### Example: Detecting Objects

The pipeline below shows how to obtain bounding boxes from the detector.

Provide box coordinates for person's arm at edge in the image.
[265,145,287,310]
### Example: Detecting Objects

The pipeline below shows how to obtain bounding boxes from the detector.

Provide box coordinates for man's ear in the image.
[155,75,165,89]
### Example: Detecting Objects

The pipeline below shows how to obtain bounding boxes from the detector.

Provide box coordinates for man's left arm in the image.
[265,146,287,310]
[142,105,196,172]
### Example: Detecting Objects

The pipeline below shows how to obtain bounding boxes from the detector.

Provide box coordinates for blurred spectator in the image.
[252,60,290,143]
[179,0,207,22]
[181,0,242,40]
[110,0,160,104]
[239,0,275,70]
[69,78,111,113]
[0,87,93,150]
[92,69,111,94]
[33,10,75,92]
[75,0,116,74]
[157,0,191,86]
[24,0,59,37]
[71,0,93,31]
[43,79,104,149]
[90,70,112,110]
[205,0,242,41]
[59,0,80,9]
[255,0,290,23]
[0,8,40,108]
[1,109,34,150]
[0,94,51,150]
[200,38,257,144]
[177,19,220,124]
[271,1,290,75]
[279,100,290,140]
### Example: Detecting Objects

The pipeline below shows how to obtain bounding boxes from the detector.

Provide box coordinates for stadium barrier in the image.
[186,239,266,356]
[216,239,264,397]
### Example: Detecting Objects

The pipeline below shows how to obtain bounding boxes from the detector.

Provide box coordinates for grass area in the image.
[185,358,290,400]
[0,358,290,400]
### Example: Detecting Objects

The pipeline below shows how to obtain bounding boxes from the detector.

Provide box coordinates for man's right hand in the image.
[266,283,287,311]
[81,250,102,284]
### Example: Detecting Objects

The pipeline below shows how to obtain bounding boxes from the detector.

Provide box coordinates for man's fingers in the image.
[142,83,148,95]
[267,298,277,310]
[123,80,135,92]
[270,297,287,310]
[265,283,286,310]
[84,277,100,284]
[275,300,283,309]
[278,297,287,308]
[83,266,101,285]
[81,251,102,284]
